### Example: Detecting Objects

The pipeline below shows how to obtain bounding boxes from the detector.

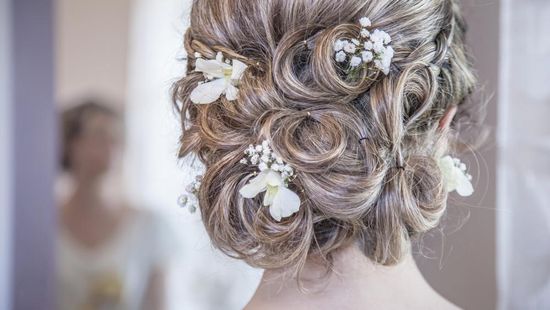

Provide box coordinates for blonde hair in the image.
[173,0,477,273]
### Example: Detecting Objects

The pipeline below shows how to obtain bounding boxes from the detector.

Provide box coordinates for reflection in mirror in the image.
[56,99,170,310]
[54,0,261,309]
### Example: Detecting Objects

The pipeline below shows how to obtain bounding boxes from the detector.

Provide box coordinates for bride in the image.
[173,0,477,309]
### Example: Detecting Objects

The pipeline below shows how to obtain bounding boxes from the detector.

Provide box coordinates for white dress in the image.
[56,210,171,310]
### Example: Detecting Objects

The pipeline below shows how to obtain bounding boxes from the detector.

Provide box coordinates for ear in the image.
[438,105,458,131]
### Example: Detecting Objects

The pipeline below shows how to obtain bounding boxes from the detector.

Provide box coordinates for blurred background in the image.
[1,0,549,309]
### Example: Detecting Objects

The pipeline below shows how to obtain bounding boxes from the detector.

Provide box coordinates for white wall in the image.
[124,1,262,308]
[0,0,13,308]
[498,0,550,308]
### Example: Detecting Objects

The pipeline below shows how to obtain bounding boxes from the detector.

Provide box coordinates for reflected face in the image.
[69,114,121,179]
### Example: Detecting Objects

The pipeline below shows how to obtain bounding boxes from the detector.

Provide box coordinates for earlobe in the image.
[438,105,458,131]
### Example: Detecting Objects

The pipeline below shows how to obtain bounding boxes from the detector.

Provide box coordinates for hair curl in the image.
[172,0,477,273]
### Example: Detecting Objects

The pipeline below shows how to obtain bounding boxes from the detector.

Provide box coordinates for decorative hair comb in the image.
[333,17,394,75]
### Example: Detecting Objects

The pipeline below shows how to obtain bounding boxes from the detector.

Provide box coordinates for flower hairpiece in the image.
[190,52,248,104]
[334,17,394,75]
[438,155,474,197]
[238,140,301,222]
[178,174,203,213]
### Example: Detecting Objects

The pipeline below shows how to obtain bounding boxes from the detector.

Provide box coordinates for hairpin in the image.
[190,51,248,104]
[334,17,394,75]
[178,174,203,213]
[438,155,474,196]
[238,140,301,222]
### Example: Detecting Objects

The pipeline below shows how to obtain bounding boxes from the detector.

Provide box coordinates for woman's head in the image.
[173,0,476,272]
[61,100,121,180]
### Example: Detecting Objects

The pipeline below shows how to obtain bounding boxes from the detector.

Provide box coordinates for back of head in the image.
[173,0,477,272]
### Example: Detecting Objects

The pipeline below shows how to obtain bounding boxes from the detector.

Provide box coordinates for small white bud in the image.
[350,56,362,67]
[359,17,372,27]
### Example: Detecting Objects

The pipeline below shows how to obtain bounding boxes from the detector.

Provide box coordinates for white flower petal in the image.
[264,170,283,187]
[263,185,278,207]
[333,39,345,52]
[364,41,373,50]
[239,170,270,198]
[195,58,229,79]
[344,42,357,53]
[215,51,224,63]
[362,51,373,62]
[335,51,347,63]
[231,59,248,81]
[269,186,301,222]
[455,172,474,197]
[350,56,362,67]
[225,84,239,101]
[359,17,372,27]
[190,78,228,104]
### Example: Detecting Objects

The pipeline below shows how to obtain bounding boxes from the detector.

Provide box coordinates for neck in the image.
[248,244,436,309]
[65,173,104,211]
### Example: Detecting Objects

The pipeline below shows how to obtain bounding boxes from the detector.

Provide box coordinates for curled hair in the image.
[172,0,478,273]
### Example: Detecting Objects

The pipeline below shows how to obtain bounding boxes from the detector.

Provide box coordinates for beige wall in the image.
[414,0,500,309]
[55,0,132,106]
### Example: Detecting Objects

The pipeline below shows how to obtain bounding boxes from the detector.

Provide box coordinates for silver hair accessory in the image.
[177,175,203,213]
[333,17,394,75]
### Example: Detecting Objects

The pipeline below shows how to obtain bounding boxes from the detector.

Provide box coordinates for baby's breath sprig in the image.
[334,17,394,78]
[238,140,301,222]
[240,140,296,185]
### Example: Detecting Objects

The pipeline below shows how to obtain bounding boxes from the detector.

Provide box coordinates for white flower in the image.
[370,29,383,42]
[240,140,300,221]
[334,17,394,77]
[190,52,248,104]
[359,17,372,27]
[350,56,362,67]
[364,41,373,50]
[335,51,347,63]
[250,154,259,165]
[361,51,373,63]
[438,155,474,197]
[373,40,384,53]
[343,42,357,53]
[239,169,301,222]
[333,39,345,51]
[382,46,394,65]
[382,31,392,44]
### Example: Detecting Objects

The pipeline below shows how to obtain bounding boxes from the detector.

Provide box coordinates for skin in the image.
[245,106,461,310]
[59,113,164,310]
